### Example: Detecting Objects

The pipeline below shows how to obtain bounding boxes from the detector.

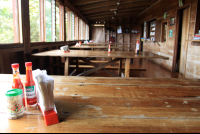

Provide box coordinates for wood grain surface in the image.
[0,74,200,133]
[32,50,169,59]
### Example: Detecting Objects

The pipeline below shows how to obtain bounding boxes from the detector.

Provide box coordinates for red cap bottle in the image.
[25,62,37,106]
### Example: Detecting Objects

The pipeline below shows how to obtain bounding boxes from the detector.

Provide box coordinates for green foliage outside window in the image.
[29,0,40,42]
[0,0,14,43]
[45,0,52,42]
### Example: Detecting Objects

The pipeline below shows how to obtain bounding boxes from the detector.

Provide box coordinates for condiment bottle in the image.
[5,89,24,119]
[11,63,25,107]
[25,62,37,106]
[135,40,140,54]
[108,44,111,54]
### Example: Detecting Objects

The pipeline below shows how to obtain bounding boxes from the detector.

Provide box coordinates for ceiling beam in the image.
[81,5,117,14]
[64,0,88,23]
[78,0,151,11]
[88,11,139,20]
[88,14,137,21]
[84,6,147,18]
[71,0,106,5]
[81,1,154,14]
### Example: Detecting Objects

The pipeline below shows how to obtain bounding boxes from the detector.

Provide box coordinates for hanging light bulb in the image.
[112,16,114,19]
[114,11,116,15]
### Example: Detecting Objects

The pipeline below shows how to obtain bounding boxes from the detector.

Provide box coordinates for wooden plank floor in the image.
[90,58,183,78]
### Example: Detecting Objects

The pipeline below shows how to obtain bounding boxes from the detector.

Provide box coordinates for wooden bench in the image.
[69,65,146,71]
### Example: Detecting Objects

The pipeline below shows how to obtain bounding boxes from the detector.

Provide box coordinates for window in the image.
[86,24,88,40]
[65,8,68,41]
[81,20,83,40]
[29,0,64,42]
[75,15,79,40]
[70,11,75,40]
[0,0,22,43]
[29,0,40,42]
[149,20,156,41]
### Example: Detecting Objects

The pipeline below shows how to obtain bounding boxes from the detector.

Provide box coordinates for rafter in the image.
[71,0,106,5]
[81,1,154,14]
[84,6,147,18]
[78,0,151,11]
[88,11,140,20]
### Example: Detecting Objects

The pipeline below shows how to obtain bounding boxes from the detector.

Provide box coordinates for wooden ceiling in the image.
[68,0,159,22]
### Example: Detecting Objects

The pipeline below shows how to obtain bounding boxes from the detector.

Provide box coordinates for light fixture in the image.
[114,11,116,15]
[117,2,120,5]
[110,9,117,11]
[99,22,100,23]
[104,22,105,24]
[96,22,97,23]
[112,16,114,19]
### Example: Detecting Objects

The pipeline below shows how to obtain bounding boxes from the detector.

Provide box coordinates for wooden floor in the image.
[90,58,184,78]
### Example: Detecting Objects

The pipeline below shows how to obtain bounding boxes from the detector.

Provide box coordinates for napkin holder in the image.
[33,69,59,126]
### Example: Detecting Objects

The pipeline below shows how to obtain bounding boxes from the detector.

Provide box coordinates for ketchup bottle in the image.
[25,62,37,106]
[11,63,25,107]
[108,44,111,54]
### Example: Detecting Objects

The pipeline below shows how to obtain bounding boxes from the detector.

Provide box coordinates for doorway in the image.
[174,7,190,77]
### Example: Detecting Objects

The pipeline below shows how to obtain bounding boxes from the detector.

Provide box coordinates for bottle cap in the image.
[11,63,19,68]
[5,89,22,97]
[25,62,32,67]
[136,41,139,43]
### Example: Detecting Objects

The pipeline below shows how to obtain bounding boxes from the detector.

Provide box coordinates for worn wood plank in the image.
[0,75,200,133]
[0,74,200,86]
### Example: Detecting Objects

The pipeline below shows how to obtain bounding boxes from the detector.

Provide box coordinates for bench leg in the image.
[64,57,69,76]
[125,58,130,78]
[118,59,122,77]
[76,58,79,74]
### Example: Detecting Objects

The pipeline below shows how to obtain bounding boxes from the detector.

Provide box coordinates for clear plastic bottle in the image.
[25,62,37,106]
[11,63,25,108]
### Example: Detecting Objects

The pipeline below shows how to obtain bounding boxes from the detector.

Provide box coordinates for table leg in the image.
[118,59,122,77]
[125,58,130,78]
[64,57,69,76]
[76,58,79,74]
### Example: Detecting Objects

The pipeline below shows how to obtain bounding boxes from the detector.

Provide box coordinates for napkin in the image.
[60,45,70,52]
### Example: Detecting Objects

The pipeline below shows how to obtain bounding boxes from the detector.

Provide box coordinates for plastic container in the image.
[11,63,25,107]
[5,89,24,119]
[25,62,37,106]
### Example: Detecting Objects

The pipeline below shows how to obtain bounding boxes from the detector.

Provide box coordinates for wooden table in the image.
[69,45,132,51]
[0,74,200,133]
[32,50,169,77]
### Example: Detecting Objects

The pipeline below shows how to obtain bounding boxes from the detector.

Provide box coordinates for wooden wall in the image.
[91,17,137,51]
[136,0,200,78]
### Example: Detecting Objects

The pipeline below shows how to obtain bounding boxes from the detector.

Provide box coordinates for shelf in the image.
[187,40,200,42]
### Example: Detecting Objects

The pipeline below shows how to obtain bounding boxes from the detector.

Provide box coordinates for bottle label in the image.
[136,44,139,50]
[25,86,36,99]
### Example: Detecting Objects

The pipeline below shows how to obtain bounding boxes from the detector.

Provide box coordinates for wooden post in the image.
[125,58,130,77]
[118,59,122,77]
[64,57,69,76]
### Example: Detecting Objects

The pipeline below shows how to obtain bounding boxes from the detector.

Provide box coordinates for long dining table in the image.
[69,45,132,51]
[0,74,200,133]
[32,50,169,77]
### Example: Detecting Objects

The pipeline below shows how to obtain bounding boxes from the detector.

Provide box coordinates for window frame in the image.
[30,0,64,44]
